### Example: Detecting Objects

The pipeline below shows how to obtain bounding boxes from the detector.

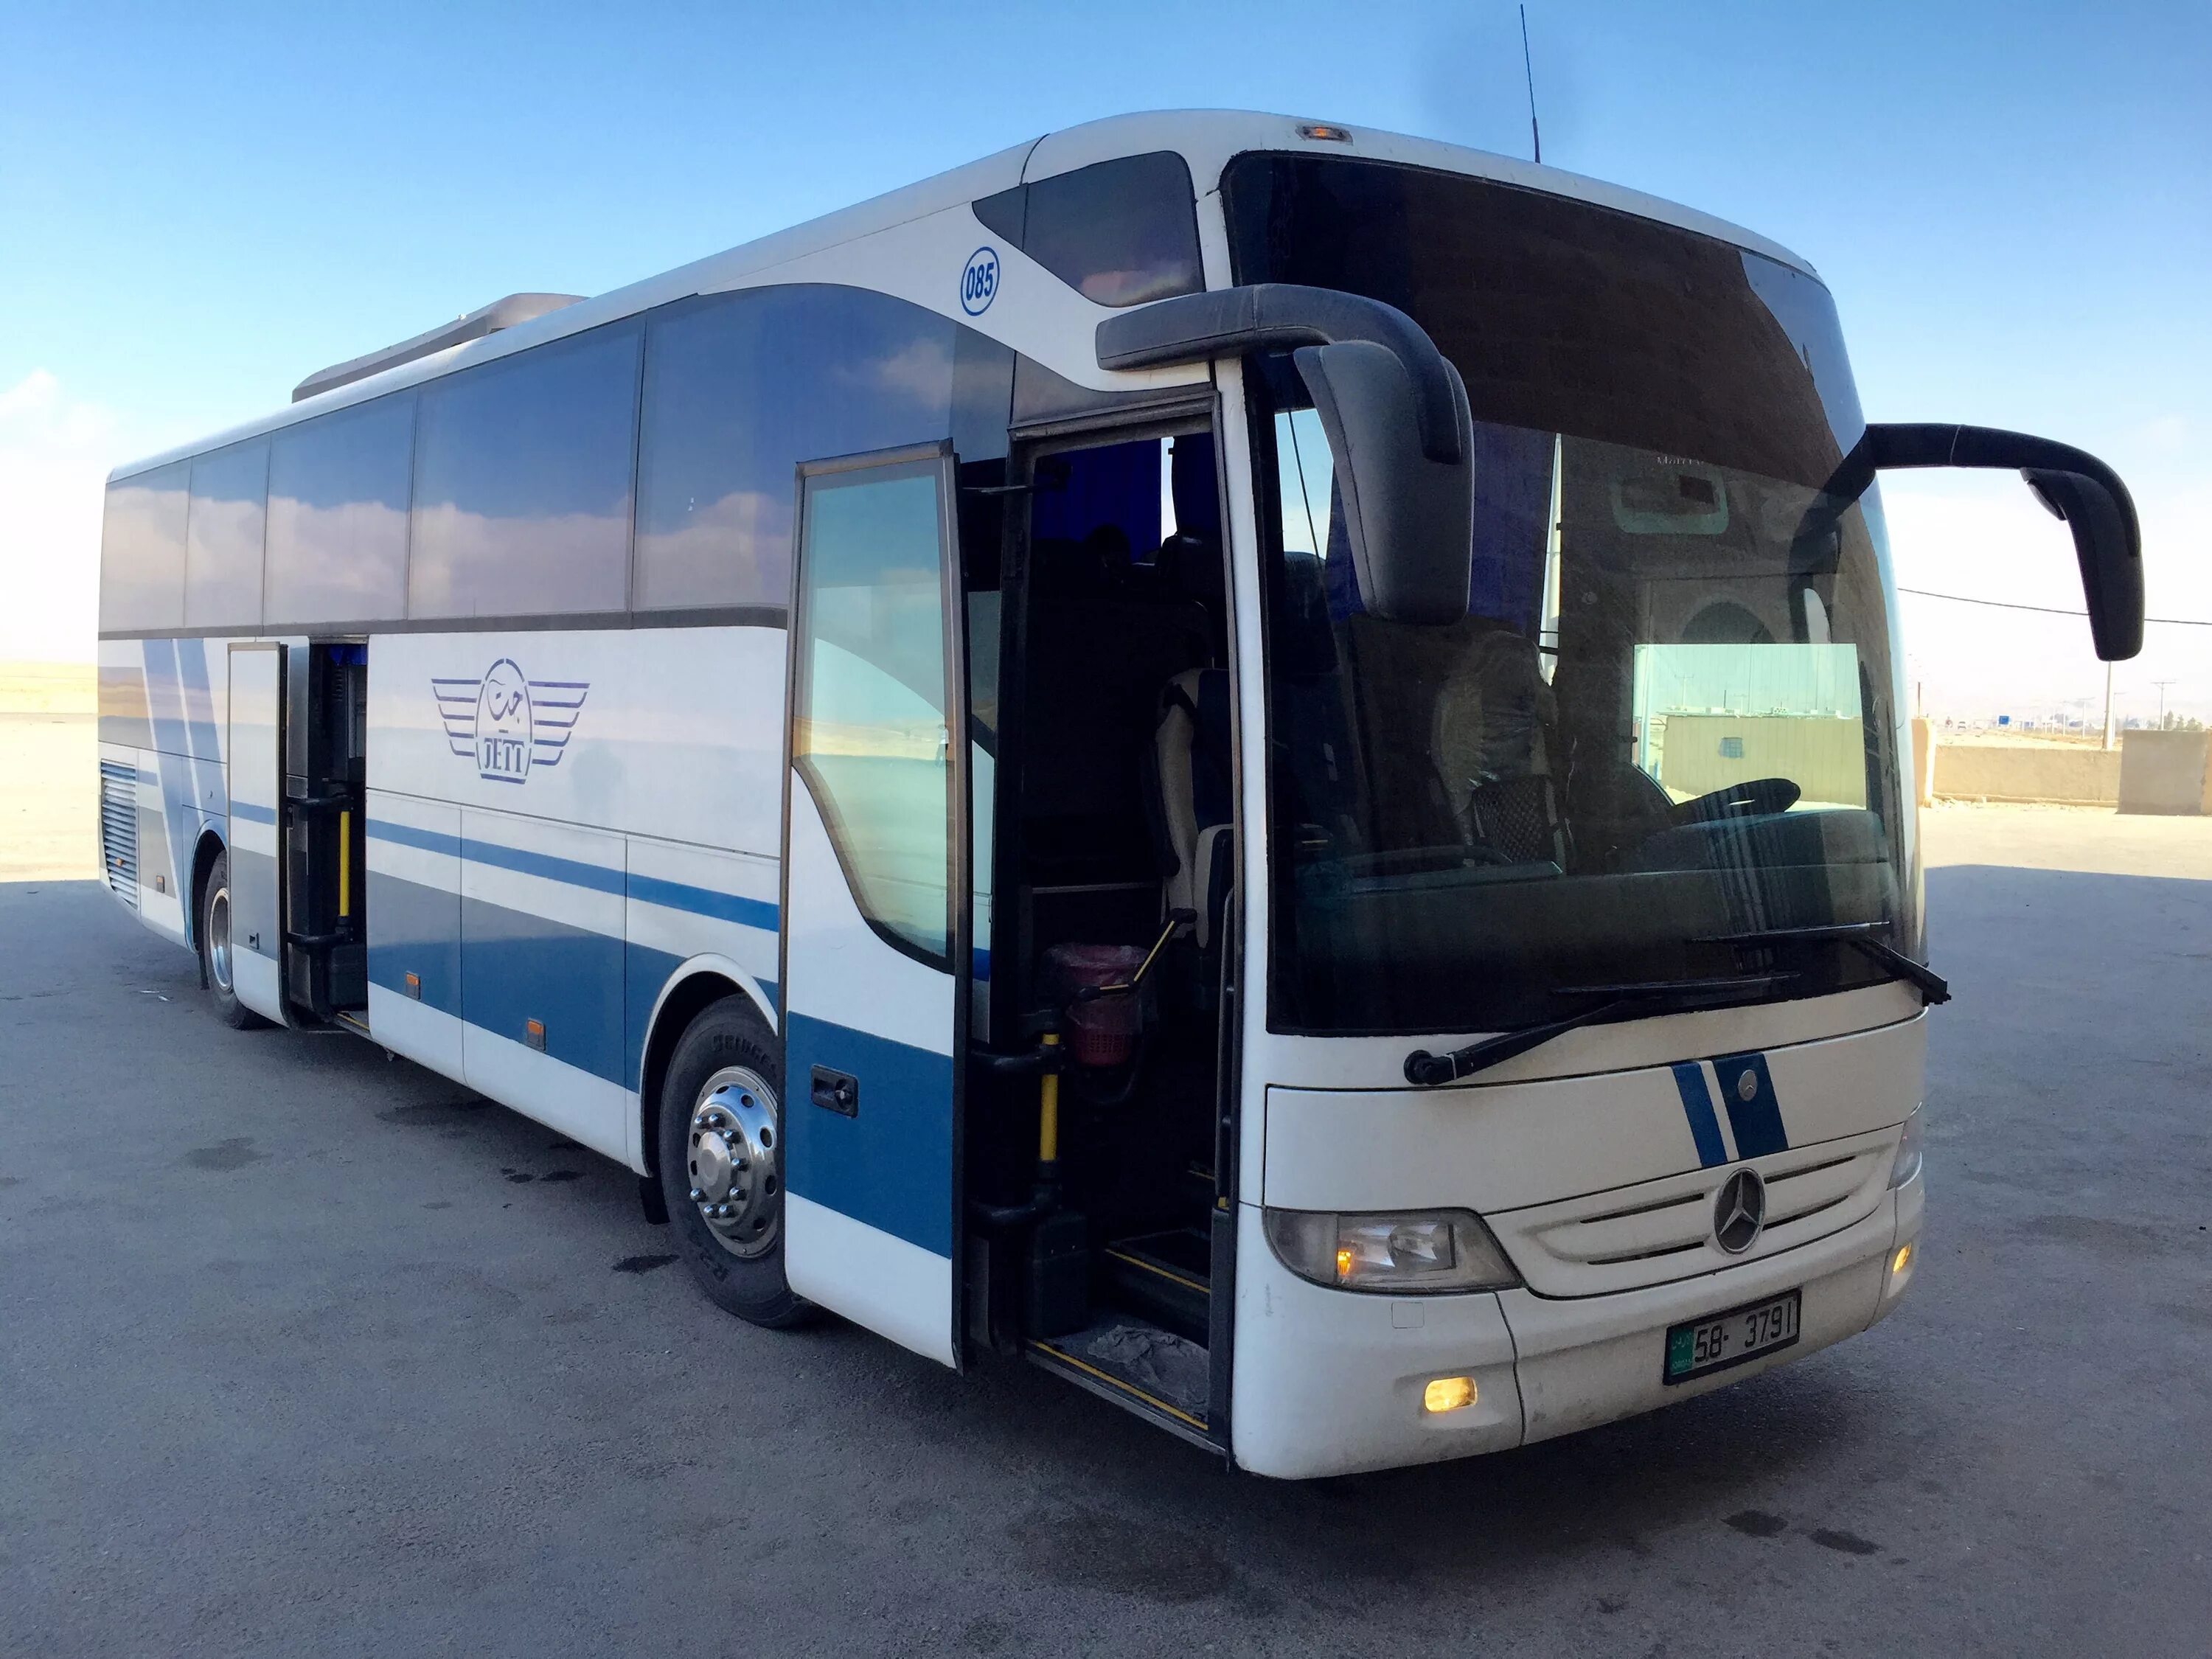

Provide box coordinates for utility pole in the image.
[2154,679,2177,728]
[2102,661,2115,751]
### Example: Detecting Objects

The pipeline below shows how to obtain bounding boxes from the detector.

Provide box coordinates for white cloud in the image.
[0,371,121,664]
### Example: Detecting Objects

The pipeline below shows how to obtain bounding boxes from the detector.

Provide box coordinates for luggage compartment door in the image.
[780,445,970,1369]
[224,643,289,1025]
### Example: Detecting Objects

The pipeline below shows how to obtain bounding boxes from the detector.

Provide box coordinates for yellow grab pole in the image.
[1037,1032,1060,1166]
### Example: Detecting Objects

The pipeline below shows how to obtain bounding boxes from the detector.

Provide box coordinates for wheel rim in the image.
[686,1065,780,1259]
[207,886,234,994]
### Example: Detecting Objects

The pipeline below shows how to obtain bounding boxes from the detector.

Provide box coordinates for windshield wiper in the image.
[1403,973,1797,1087]
[1697,921,1951,1006]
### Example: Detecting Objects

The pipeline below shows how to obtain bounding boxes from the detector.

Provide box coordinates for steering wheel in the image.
[1672,776,1801,824]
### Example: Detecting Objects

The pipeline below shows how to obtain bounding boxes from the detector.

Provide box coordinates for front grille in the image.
[1487,1131,1896,1297]
[99,760,138,906]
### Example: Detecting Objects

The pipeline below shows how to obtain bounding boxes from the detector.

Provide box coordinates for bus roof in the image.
[110,108,1822,483]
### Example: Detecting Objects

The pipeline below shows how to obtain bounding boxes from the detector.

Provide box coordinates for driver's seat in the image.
[1429,630,1568,868]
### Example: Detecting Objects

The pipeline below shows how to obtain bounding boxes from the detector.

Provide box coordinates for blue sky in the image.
[4,0,2206,719]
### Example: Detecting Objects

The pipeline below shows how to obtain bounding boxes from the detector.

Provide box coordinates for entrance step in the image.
[1028,1313,1211,1445]
[1102,1226,1210,1344]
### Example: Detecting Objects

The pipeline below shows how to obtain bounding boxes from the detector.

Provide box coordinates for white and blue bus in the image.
[96,111,2141,1478]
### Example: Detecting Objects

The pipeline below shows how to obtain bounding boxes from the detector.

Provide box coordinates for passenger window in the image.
[976,152,1203,308]
[184,439,270,630]
[408,322,641,619]
[265,395,414,627]
[793,461,955,964]
[99,462,191,633]
[634,288,1006,613]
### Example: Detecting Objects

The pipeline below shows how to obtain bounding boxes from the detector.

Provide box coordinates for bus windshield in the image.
[1225,153,1916,1036]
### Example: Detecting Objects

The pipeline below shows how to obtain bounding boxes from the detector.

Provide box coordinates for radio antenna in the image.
[1519,4,1543,164]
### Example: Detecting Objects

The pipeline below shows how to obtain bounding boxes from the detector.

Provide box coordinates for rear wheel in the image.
[199,850,266,1030]
[657,995,807,1328]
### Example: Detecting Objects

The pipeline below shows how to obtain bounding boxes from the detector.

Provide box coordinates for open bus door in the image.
[779,444,971,1368]
[223,643,291,1026]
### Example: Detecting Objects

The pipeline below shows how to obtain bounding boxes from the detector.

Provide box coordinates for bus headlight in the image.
[1263,1207,1520,1293]
[1887,1108,1924,1190]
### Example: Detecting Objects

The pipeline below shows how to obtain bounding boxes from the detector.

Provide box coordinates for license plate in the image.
[1663,1289,1801,1384]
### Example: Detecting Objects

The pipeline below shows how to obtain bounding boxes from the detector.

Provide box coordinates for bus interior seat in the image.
[1429,628,1568,868]
[1146,667,1233,958]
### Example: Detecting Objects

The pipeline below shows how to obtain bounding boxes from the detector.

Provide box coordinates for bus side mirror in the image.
[1857,423,2146,661]
[1293,341,1475,625]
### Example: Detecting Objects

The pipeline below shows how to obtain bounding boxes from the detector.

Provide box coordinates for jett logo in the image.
[432,659,589,784]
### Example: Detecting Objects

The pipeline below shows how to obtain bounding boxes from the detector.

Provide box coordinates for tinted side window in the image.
[183,439,269,630]
[266,395,414,627]
[99,462,190,633]
[408,323,641,619]
[978,153,1203,308]
[633,287,1008,612]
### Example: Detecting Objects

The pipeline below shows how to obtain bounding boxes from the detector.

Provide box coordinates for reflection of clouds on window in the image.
[985,152,1203,310]
[407,503,630,617]
[100,462,190,632]
[265,498,408,623]
[265,394,413,624]
[837,336,954,406]
[408,321,639,619]
[636,285,989,613]
[633,489,792,612]
[184,438,269,629]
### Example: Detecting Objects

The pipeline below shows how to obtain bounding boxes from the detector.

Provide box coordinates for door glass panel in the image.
[794,465,953,964]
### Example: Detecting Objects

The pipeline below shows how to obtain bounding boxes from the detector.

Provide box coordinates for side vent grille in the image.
[100,760,139,906]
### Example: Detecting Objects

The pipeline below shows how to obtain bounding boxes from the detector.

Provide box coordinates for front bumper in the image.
[1229,1178,1921,1479]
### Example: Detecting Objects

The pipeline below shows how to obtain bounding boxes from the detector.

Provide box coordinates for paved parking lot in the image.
[3,804,2208,1657]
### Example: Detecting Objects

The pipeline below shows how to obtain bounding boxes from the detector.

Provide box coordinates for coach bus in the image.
[94,111,2142,1478]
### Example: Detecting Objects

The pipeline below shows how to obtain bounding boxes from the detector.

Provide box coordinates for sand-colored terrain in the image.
[2,662,99,881]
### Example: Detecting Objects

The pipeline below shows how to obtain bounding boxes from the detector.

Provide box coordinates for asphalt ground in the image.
[3,804,2208,1657]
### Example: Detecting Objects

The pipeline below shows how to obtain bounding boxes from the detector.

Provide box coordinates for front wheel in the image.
[657,995,809,1328]
[199,850,268,1030]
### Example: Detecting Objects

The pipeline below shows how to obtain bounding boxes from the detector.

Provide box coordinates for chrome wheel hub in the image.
[687,1065,779,1259]
[208,886,234,993]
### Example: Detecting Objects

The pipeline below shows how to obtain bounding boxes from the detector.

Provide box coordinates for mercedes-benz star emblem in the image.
[1713,1168,1767,1254]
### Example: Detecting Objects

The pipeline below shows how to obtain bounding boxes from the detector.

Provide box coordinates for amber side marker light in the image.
[1298,123,1354,143]
[1423,1376,1476,1415]
[1891,1242,1915,1279]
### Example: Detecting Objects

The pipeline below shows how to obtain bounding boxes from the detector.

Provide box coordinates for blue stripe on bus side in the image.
[459,894,626,1084]
[366,867,462,1017]
[363,818,779,934]
[1670,1062,1728,1169]
[783,1009,954,1257]
[1714,1051,1789,1159]
[627,872,779,933]
[231,800,277,825]
[365,866,779,1092]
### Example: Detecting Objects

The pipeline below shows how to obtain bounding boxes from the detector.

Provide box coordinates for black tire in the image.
[199,850,268,1030]
[657,995,809,1328]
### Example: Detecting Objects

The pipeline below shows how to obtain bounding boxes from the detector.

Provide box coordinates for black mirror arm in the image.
[1790,422,2144,661]
[1096,285,1465,465]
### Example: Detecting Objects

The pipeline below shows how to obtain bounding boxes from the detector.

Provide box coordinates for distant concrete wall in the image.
[1911,718,1935,807]
[1931,744,2121,806]
[2118,731,2212,816]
